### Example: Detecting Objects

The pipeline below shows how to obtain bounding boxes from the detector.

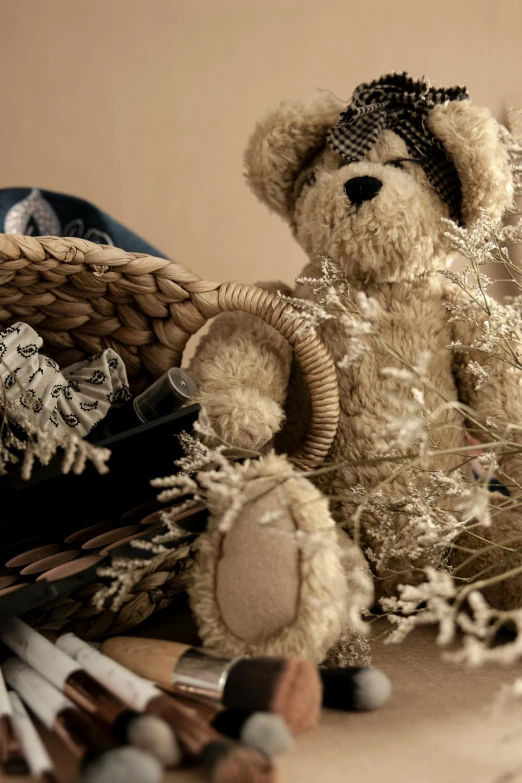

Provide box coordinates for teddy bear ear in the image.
[428,100,514,226]
[244,91,344,219]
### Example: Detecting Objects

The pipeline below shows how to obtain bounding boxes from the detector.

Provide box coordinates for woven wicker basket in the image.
[0,233,340,637]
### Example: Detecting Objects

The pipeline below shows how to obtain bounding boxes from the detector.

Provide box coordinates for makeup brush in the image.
[3,657,162,783]
[56,632,276,783]
[0,662,29,775]
[319,666,391,711]
[212,710,294,756]
[0,617,178,766]
[169,693,293,756]
[8,690,57,783]
[101,636,322,734]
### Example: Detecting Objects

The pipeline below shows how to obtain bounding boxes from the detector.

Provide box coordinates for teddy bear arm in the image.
[447,490,522,611]
[449,310,522,485]
[189,283,294,450]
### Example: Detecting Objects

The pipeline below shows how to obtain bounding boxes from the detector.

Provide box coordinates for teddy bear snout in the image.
[344,175,383,205]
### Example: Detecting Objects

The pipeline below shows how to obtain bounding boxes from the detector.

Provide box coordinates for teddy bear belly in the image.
[316,311,466,493]
[331,381,463,480]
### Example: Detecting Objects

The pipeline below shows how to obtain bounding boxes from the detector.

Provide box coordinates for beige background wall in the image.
[2,0,522,292]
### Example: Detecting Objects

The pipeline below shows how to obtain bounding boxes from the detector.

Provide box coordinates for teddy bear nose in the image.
[344,176,383,204]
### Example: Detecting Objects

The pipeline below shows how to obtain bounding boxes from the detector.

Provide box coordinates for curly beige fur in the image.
[428,101,514,226]
[190,83,519,651]
[244,92,344,218]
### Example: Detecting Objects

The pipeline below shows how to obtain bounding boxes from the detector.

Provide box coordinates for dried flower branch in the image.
[0,382,110,480]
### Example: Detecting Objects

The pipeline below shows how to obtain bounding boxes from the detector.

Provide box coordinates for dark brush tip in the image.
[223,658,286,712]
[112,708,142,744]
[225,656,323,734]
[4,755,30,775]
[200,739,234,769]
[212,709,252,739]
[320,666,391,711]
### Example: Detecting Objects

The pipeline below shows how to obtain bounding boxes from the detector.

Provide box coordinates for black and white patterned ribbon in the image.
[326,72,469,222]
[0,323,131,437]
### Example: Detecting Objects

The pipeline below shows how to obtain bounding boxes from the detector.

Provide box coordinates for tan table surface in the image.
[5,599,522,783]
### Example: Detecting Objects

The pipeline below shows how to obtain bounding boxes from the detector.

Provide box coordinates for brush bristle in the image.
[80,746,162,783]
[223,658,285,713]
[126,713,181,767]
[213,709,293,755]
[212,709,248,739]
[241,712,294,755]
[320,666,391,711]
[224,657,321,734]
[0,714,29,775]
[201,740,276,783]
[4,756,30,775]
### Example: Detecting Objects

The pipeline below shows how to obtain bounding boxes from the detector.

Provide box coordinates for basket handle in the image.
[188,280,340,464]
[0,234,339,464]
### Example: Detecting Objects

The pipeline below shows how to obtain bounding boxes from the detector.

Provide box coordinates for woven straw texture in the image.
[24,541,196,640]
[0,233,339,463]
[0,233,340,635]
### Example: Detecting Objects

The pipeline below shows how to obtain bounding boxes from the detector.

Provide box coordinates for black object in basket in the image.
[0,404,200,623]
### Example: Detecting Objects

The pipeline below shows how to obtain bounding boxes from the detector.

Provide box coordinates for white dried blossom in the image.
[355,290,382,320]
[352,472,463,574]
[442,212,498,269]
[411,387,425,406]
[378,406,428,454]
[384,567,457,646]
[467,360,490,391]
[336,338,368,367]
[295,255,347,295]
[456,484,492,526]
[323,630,372,668]
[477,451,499,472]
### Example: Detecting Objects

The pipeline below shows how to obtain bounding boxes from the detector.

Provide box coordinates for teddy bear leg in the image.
[188,453,374,663]
[189,287,293,451]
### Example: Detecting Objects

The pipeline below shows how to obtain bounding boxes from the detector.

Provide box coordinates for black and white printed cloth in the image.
[326,72,469,223]
[0,323,131,437]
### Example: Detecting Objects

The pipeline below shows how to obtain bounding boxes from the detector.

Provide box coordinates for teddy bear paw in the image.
[199,386,284,451]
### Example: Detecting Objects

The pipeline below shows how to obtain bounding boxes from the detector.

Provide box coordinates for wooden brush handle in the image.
[100,636,191,689]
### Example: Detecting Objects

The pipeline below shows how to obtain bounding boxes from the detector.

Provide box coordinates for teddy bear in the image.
[187,73,522,662]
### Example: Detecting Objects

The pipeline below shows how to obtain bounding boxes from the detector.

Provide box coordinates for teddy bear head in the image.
[245,73,514,284]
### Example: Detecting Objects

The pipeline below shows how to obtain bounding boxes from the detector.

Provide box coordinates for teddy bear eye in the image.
[293,168,317,203]
[385,157,424,170]
[386,159,406,169]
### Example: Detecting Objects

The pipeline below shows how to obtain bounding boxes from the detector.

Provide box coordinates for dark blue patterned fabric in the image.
[0,187,165,257]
